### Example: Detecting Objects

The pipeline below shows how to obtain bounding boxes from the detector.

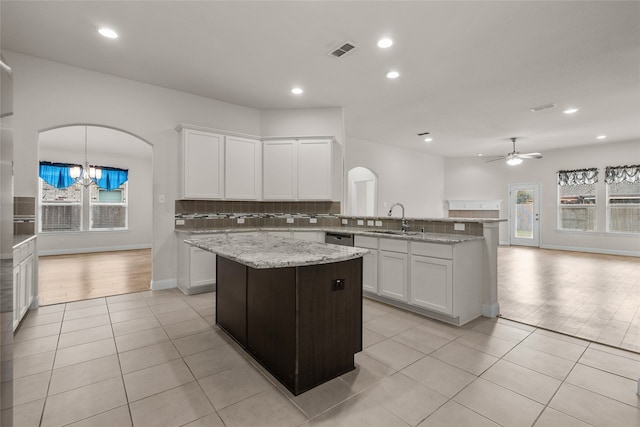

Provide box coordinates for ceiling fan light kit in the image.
[486,137,543,165]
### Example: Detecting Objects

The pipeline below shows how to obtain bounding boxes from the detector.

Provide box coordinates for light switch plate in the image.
[309,218,318,224]
[341,219,348,225]
[286,218,294,224]
[367,220,374,226]
[357,220,364,226]
[158,194,165,204]
[237,218,245,224]
[375,220,383,227]
[454,223,465,231]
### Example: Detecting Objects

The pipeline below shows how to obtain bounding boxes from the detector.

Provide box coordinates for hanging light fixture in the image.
[69,126,102,188]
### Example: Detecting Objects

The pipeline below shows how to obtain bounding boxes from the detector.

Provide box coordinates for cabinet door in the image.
[379,250,408,302]
[13,264,21,330]
[225,136,261,200]
[362,249,378,294]
[23,254,34,314]
[410,255,453,315]
[298,140,332,200]
[190,247,216,287]
[182,129,224,199]
[263,140,297,200]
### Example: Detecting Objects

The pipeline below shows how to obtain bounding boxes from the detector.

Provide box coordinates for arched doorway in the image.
[37,125,153,305]
[347,166,378,216]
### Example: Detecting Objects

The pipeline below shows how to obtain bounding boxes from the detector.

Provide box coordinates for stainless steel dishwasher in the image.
[324,232,354,247]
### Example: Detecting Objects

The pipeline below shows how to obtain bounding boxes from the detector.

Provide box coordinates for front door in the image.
[509,183,540,247]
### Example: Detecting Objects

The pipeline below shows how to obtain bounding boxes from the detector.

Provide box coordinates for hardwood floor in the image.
[37,249,151,306]
[498,246,640,352]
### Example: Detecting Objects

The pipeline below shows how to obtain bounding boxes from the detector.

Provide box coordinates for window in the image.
[40,180,83,232]
[558,168,598,231]
[38,161,129,233]
[90,182,128,230]
[606,165,640,234]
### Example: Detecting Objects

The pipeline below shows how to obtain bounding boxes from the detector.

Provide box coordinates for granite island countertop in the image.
[185,234,368,269]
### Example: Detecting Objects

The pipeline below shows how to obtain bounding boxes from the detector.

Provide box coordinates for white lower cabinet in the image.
[378,238,409,302]
[178,234,220,295]
[13,237,37,331]
[410,255,452,315]
[356,235,483,326]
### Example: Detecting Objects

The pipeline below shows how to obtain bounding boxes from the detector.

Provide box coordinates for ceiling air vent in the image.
[530,103,557,112]
[330,42,356,58]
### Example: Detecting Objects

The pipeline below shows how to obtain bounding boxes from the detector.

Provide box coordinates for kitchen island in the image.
[185,234,368,395]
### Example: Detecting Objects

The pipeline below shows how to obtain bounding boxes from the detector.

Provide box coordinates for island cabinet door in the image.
[296,258,362,393]
[246,267,297,392]
[216,257,248,347]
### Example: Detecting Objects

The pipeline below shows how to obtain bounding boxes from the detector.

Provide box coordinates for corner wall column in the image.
[482,222,500,317]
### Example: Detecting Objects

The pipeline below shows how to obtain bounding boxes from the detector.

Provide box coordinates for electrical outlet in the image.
[175,219,185,226]
[331,279,345,291]
[454,223,465,231]
[367,220,374,226]
[357,220,364,226]
[237,218,245,224]
[309,218,318,224]
[286,218,294,224]
[375,220,383,227]
[342,219,348,225]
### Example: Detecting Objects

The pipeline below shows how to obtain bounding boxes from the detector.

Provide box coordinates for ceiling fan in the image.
[486,137,543,165]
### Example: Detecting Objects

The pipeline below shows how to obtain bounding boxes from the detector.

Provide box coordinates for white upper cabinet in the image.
[263,138,338,201]
[297,139,333,200]
[180,127,224,199]
[263,140,297,200]
[225,136,262,200]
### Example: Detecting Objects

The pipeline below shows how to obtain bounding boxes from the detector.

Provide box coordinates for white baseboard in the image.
[150,278,177,291]
[540,244,640,257]
[482,303,500,318]
[38,244,152,256]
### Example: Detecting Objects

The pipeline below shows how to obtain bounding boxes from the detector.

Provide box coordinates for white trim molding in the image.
[150,278,177,291]
[38,244,152,256]
[541,244,640,258]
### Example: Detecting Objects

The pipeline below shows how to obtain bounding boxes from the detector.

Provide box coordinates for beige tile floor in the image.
[498,246,640,352]
[4,288,640,426]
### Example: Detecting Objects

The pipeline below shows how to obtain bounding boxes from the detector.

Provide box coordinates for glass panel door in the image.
[509,183,540,247]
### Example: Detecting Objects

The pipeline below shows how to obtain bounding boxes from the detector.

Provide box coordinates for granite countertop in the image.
[178,227,484,244]
[185,234,368,269]
[13,234,37,248]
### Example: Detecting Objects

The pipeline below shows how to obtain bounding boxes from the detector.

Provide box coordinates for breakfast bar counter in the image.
[185,234,368,395]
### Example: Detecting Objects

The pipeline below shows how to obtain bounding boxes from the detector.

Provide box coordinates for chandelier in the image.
[69,126,102,188]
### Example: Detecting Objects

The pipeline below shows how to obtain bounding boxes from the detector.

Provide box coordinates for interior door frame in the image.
[508,182,541,247]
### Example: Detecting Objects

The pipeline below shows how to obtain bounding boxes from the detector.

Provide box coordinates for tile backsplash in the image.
[14,196,36,235]
[175,200,341,230]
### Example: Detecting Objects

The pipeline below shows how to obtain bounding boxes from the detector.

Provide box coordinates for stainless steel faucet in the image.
[388,202,409,233]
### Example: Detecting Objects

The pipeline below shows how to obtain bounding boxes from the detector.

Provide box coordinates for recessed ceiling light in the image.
[424,138,433,142]
[291,87,303,95]
[477,154,483,157]
[563,107,579,114]
[377,38,393,48]
[98,27,118,39]
[596,135,607,140]
[386,71,400,79]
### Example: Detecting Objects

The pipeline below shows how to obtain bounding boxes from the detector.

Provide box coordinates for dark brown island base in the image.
[185,234,368,395]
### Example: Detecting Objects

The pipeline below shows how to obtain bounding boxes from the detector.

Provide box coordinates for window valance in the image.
[39,162,128,191]
[39,162,80,189]
[558,168,598,186]
[605,165,640,184]
[94,166,129,191]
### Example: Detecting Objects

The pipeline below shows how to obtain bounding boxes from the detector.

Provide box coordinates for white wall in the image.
[6,51,262,289]
[38,138,153,255]
[445,139,640,255]
[261,107,345,144]
[346,137,445,218]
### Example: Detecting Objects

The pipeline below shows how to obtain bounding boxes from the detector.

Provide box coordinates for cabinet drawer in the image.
[411,242,453,259]
[354,236,378,249]
[379,238,408,253]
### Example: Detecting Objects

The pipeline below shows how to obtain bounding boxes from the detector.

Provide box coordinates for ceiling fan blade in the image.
[519,152,543,159]
[485,156,506,163]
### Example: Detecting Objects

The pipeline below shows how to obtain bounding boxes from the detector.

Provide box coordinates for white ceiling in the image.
[2,1,639,158]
